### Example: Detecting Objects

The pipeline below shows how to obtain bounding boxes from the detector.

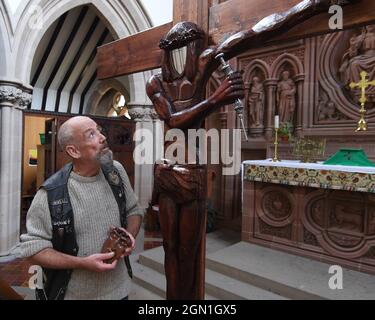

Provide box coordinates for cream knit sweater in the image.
[20,161,143,300]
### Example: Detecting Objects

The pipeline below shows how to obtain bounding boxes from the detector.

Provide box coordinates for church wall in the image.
[237,25,375,161]
[234,25,375,272]
[211,24,375,229]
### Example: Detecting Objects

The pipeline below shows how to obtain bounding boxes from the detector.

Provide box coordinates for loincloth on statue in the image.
[152,163,207,205]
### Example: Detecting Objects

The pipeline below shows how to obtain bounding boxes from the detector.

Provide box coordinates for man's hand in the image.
[81,252,118,272]
[209,71,245,108]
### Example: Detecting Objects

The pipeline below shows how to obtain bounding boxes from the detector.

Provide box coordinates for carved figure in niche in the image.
[318,101,339,121]
[248,76,264,127]
[333,204,362,232]
[339,25,375,105]
[277,70,296,123]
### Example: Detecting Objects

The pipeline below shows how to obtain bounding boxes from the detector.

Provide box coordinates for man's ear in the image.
[65,144,80,159]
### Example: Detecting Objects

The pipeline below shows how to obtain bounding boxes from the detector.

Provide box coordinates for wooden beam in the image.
[208,0,301,44]
[97,22,172,79]
[209,0,375,45]
[271,0,375,43]
[173,0,209,34]
[98,0,375,79]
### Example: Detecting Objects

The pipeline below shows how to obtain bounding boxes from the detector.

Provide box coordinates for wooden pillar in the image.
[173,0,209,32]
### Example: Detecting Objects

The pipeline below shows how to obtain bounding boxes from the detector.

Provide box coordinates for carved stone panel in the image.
[259,220,292,240]
[243,182,375,274]
[303,227,319,247]
[263,191,292,221]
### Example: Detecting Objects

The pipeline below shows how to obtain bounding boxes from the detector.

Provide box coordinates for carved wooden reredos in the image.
[234,24,375,158]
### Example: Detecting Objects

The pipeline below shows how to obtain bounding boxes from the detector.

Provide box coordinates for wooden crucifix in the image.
[98,0,371,300]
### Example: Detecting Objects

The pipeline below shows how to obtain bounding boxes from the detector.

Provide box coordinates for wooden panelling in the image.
[173,0,209,34]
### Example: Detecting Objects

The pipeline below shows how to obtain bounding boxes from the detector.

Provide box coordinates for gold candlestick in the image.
[273,128,280,162]
[349,71,375,132]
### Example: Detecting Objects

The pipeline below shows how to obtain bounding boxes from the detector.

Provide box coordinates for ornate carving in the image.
[368,208,375,234]
[291,48,305,64]
[263,54,280,66]
[311,199,325,228]
[259,219,292,239]
[339,25,375,107]
[329,203,363,233]
[263,191,292,221]
[0,85,32,109]
[128,106,159,121]
[327,232,362,248]
[363,247,375,259]
[316,86,350,122]
[303,227,319,246]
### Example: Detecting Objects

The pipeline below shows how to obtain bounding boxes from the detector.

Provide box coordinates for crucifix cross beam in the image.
[350,71,375,105]
[98,0,375,80]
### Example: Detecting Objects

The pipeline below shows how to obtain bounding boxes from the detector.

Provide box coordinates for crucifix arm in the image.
[215,0,359,61]
[146,73,244,130]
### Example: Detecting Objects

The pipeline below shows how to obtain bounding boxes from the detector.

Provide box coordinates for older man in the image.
[20,116,143,300]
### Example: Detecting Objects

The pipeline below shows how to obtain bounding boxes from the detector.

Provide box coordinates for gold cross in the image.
[349,71,375,131]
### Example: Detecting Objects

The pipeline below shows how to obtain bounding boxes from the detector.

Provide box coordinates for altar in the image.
[242,159,375,274]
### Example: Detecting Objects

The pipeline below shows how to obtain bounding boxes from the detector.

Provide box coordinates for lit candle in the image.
[274,115,279,129]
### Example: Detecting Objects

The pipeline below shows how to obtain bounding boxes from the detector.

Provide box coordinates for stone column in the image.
[127,103,160,254]
[0,81,32,257]
[264,79,278,141]
[294,74,305,137]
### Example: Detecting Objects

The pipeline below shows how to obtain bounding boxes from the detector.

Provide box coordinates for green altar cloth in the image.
[323,148,375,167]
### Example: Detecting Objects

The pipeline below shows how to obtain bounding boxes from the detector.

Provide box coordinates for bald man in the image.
[20,116,143,300]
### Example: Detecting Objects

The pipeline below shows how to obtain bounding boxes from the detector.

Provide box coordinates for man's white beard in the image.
[97,149,113,166]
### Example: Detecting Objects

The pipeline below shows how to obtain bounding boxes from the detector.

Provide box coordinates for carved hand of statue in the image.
[208,71,245,108]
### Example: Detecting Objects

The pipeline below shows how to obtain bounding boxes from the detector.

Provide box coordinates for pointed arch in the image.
[270,53,304,78]
[13,0,152,83]
[243,59,270,83]
[0,0,13,75]
[85,78,130,116]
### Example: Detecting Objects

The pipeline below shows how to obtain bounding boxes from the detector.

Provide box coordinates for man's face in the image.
[74,118,111,164]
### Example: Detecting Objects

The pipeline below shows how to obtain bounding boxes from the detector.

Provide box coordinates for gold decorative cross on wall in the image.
[349,71,375,132]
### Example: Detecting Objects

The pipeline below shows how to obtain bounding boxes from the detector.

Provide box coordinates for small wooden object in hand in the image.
[101,226,132,264]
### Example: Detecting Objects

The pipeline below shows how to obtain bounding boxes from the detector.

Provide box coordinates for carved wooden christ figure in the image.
[146,22,245,300]
[146,0,358,300]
